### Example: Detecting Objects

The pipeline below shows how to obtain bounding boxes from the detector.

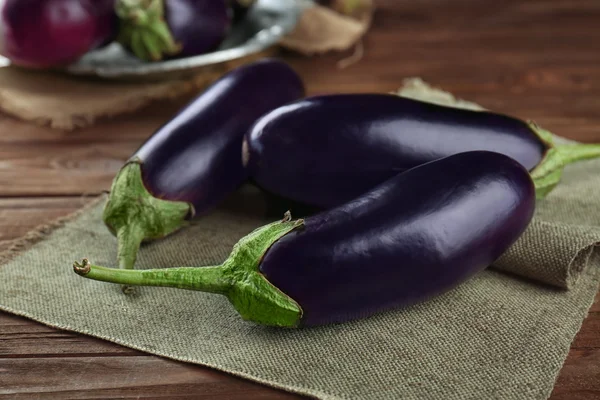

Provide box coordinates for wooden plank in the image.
[0,356,302,399]
[0,313,139,358]
[572,314,600,349]
[0,99,191,197]
[0,143,131,196]
[591,293,600,313]
[550,349,600,400]
[0,197,86,244]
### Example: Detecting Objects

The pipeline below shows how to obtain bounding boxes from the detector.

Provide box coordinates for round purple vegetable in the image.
[0,0,117,67]
[102,58,304,292]
[116,0,231,61]
[244,94,600,208]
[75,151,535,327]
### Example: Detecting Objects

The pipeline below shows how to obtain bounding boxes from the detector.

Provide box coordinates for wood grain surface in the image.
[1,0,599,398]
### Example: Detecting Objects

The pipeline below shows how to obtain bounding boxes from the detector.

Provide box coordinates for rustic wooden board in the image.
[1,0,600,398]
[0,355,300,399]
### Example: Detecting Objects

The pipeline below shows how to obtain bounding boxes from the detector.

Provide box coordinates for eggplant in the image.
[116,0,231,61]
[244,94,600,208]
[74,151,535,327]
[0,0,117,68]
[101,58,304,292]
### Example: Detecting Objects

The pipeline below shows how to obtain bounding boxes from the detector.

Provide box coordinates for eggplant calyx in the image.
[73,214,304,328]
[527,122,561,199]
[530,121,600,199]
[115,0,181,61]
[221,212,304,327]
[102,160,192,283]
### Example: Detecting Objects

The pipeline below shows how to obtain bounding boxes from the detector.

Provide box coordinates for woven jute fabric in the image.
[1,82,599,400]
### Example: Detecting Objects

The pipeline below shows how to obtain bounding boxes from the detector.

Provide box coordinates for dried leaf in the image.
[280,0,374,55]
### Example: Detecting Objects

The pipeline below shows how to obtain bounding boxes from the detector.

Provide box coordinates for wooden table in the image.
[1,0,599,398]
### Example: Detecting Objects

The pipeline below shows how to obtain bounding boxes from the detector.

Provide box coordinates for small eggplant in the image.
[101,59,304,291]
[74,151,535,327]
[116,0,231,61]
[244,94,600,208]
[0,0,118,68]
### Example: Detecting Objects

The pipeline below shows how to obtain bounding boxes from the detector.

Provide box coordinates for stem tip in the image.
[73,259,91,275]
[282,211,292,222]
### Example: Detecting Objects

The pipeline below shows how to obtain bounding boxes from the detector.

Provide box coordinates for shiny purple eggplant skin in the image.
[164,0,231,57]
[245,94,546,208]
[259,151,535,326]
[0,0,117,67]
[133,59,305,213]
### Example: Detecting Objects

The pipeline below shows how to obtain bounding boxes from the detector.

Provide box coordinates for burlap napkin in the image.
[1,81,598,400]
[0,1,373,130]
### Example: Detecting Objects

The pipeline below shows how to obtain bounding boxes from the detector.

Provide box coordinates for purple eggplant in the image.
[0,0,117,68]
[244,94,600,208]
[74,151,535,327]
[101,58,304,292]
[116,0,231,61]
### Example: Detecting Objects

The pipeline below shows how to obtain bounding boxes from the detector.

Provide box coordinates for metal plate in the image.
[0,0,304,81]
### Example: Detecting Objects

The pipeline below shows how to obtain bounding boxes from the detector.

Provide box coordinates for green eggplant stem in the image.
[554,143,600,165]
[116,224,145,294]
[74,259,229,294]
[101,160,192,294]
[75,212,305,328]
[528,123,600,199]
[115,0,182,61]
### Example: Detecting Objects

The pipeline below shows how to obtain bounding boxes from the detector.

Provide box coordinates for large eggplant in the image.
[244,94,600,208]
[102,58,304,292]
[116,0,231,61]
[0,0,117,67]
[75,151,535,327]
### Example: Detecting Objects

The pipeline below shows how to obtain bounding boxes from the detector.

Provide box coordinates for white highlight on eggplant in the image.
[248,101,312,142]
[242,137,250,167]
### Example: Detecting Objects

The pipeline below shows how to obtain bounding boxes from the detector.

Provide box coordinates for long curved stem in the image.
[116,224,145,294]
[555,143,600,165]
[528,123,600,199]
[74,259,230,294]
[73,214,305,327]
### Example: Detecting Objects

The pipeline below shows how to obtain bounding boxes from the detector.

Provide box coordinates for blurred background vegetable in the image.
[115,0,232,61]
[0,0,117,68]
